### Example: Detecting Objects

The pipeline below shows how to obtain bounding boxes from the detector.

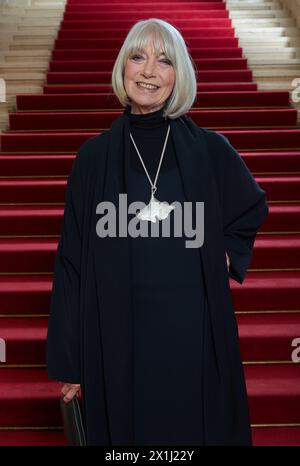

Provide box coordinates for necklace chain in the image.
[129,124,170,196]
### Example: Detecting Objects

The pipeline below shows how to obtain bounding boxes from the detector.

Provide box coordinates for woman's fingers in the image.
[61,383,71,396]
[226,252,230,272]
[61,383,81,402]
[63,387,78,403]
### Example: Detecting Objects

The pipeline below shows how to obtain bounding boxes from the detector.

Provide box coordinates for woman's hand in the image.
[226,252,230,272]
[60,382,81,403]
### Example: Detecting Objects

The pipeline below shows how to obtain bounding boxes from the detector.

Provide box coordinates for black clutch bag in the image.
[60,395,87,446]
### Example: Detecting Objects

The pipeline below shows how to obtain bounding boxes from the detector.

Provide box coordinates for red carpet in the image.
[16,90,291,109]
[43,82,258,92]
[0,0,300,446]
[49,58,248,70]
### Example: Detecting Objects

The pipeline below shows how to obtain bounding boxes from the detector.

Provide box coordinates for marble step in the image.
[1,50,51,59]
[0,32,59,41]
[243,49,297,59]
[3,84,43,96]
[228,6,284,13]
[0,23,18,30]
[1,58,50,66]
[242,46,299,53]
[23,5,64,10]
[232,18,295,27]
[230,10,291,19]
[0,10,63,17]
[0,73,45,86]
[8,37,56,46]
[0,44,11,51]
[0,94,16,107]
[9,43,55,51]
[253,67,300,77]
[0,63,49,72]
[249,58,300,65]
[0,28,59,37]
[0,33,14,43]
[0,9,62,13]
[0,18,61,26]
[239,37,290,46]
[18,28,59,35]
[257,81,298,90]
[226,0,282,9]
[288,38,300,47]
[226,0,281,4]
[235,27,300,37]
[0,0,65,7]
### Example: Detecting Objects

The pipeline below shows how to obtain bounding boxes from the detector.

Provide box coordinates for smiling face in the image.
[123,38,175,115]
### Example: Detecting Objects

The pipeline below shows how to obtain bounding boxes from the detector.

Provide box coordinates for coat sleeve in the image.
[46,150,85,384]
[207,131,269,284]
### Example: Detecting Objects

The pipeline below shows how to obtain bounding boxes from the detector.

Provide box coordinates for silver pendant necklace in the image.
[130,124,176,223]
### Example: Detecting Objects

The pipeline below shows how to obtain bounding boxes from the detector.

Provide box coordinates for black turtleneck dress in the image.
[126,106,210,446]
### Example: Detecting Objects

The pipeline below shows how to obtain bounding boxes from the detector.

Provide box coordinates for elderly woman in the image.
[46,18,269,446]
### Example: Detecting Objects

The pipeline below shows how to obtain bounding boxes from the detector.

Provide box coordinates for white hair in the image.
[111,18,198,119]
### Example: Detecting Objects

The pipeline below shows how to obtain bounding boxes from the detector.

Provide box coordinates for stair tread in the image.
[0,270,299,287]
[11,108,296,115]
[0,368,59,399]
[0,237,58,250]
[2,312,300,340]
[0,430,66,447]
[0,365,298,397]
[1,174,300,182]
[0,233,298,244]
[245,364,300,396]
[237,312,300,336]
[0,317,47,340]
[252,427,300,446]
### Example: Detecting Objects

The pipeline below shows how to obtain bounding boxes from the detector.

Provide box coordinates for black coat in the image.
[46,109,269,445]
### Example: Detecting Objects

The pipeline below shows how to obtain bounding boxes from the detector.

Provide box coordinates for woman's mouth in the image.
[136,82,160,92]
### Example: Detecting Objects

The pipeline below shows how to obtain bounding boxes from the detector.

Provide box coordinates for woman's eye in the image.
[131,55,172,65]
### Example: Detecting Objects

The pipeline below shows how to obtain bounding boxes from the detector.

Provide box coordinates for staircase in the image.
[0,0,300,446]
[226,0,300,120]
[0,0,66,130]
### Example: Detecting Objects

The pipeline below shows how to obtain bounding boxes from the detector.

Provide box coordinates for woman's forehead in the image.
[135,47,166,56]
[133,41,166,55]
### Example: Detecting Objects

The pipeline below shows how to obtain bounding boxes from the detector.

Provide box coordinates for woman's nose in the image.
[142,59,156,76]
